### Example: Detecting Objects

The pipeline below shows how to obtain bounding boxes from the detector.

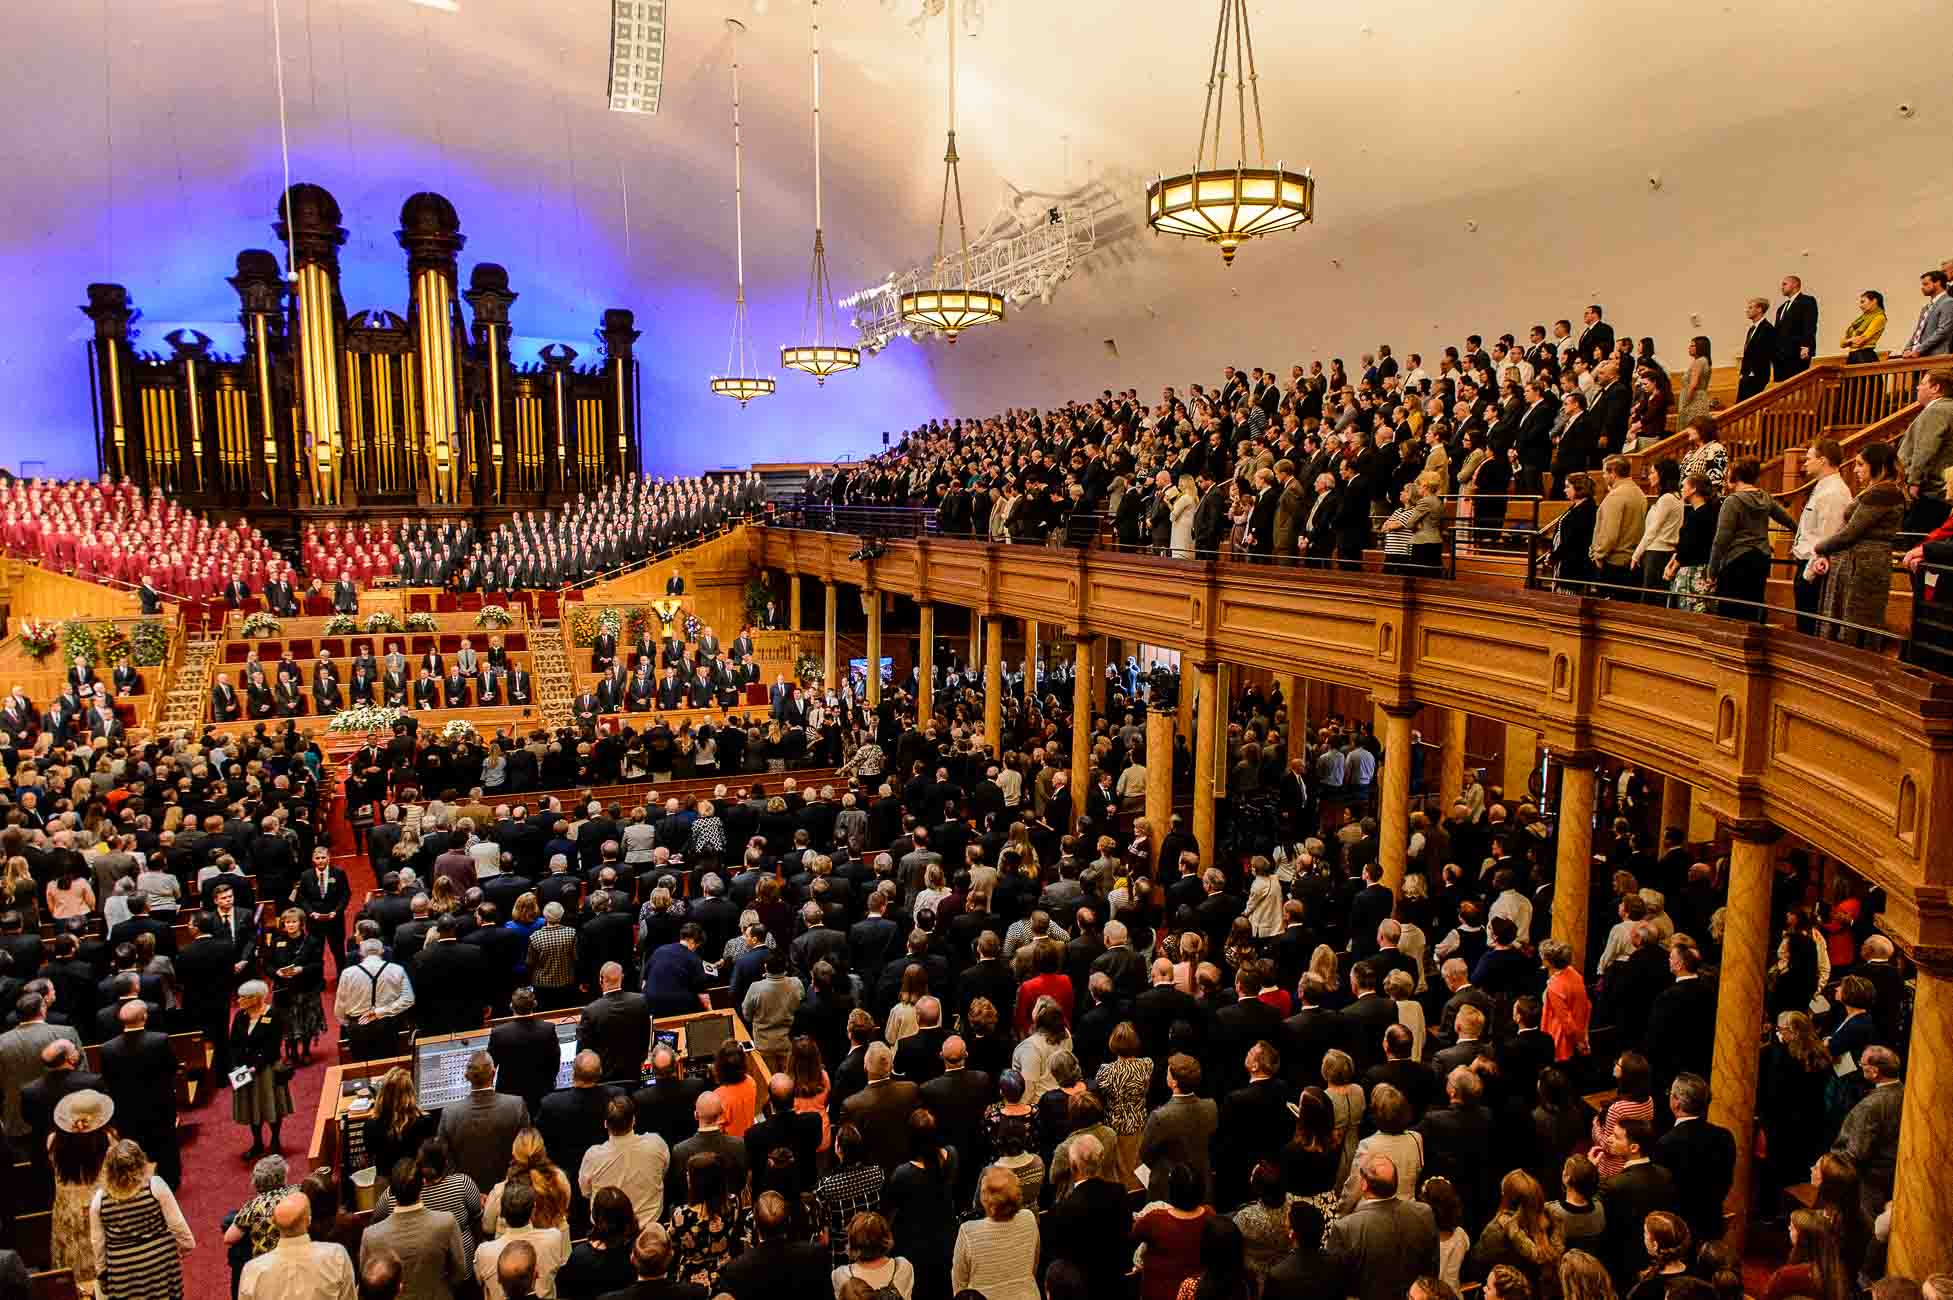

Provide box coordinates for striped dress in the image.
[95,1182,183,1300]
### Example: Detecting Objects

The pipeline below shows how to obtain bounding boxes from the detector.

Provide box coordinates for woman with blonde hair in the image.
[363,1067,437,1179]
[1320,1049,1366,1187]
[951,1166,1040,1300]
[484,1127,572,1240]
[1170,475,1199,558]
[1472,1169,1566,1298]
[1011,996,1073,1099]
[88,1137,195,1299]
[885,963,931,1045]
[1764,1210,1848,1300]
[1308,945,1344,1008]
[1626,1212,1693,1300]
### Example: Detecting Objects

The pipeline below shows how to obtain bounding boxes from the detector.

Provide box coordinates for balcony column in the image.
[1707,820,1780,1256]
[1281,674,1307,770]
[1191,661,1220,867]
[1377,702,1418,895]
[970,616,982,676]
[1689,787,1719,844]
[1889,951,1953,1277]
[1440,708,1468,811]
[1659,776,1691,843]
[1024,619,1040,705]
[1147,705,1174,867]
[1502,724,1537,805]
[983,617,1003,758]
[1071,638,1092,830]
[822,583,837,688]
[1550,755,1598,970]
[788,569,803,661]
[864,590,882,709]
[917,603,935,723]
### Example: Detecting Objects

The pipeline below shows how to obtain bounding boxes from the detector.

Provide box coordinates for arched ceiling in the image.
[1,0,1944,477]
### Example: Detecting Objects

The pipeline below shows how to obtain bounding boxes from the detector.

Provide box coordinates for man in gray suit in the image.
[1899,268,1953,358]
[0,991,81,1147]
[1898,367,1953,534]
[359,1159,468,1300]
[1325,1153,1439,1300]
[437,1051,531,1193]
[1139,1053,1219,1204]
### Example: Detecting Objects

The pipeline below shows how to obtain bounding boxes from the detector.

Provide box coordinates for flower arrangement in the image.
[441,718,478,743]
[322,614,360,635]
[683,613,702,642]
[404,611,439,631]
[241,612,283,638]
[743,578,773,628]
[129,622,168,667]
[623,606,649,645]
[99,626,133,666]
[60,620,99,665]
[794,652,822,684]
[326,705,405,733]
[15,620,57,659]
[364,611,403,633]
[475,605,515,629]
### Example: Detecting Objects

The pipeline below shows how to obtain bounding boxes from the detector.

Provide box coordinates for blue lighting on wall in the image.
[0,134,943,481]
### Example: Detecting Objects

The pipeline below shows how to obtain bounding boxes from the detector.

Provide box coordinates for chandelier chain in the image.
[727,19,750,377]
[1241,0,1266,162]
[1233,0,1247,166]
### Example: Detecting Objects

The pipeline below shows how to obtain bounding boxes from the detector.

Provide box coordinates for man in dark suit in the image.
[1599,1118,1678,1277]
[223,575,254,608]
[916,1035,993,1194]
[1642,941,1717,1096]
[210,673,243,722]
[537,1051,620,1206]
[414,917,491,1034]
[1217,1041,1293,1206]
[1738,297,1778,400]
[1773,275,1819,381]
[1576,304,1615,364]
[1341,962,1399,1073]
[892,1000,949,1086]
[1653,1072,1737,1249]
[633,1045,709,1146]
[1209,967,1285,1096]
[98,1000,180,1185]
[332,573,359,614]
[1416,1065,1497,1226]
[718,1191,831,1300]
[438,1050,533,1193]
[1133,958,1204,1064]
[1191,473,1230,557]
[137,578,163,615]
[489,988,567,1115]
[1282,974,1348,1090]
[294,846,351,976]
[1364,1024,1441,1120]
[668,1092,749,1210]
[840,1043,919,1171]
[744,1074,823,1197]
[577,964,652,1084]
[18,1038,102,1159]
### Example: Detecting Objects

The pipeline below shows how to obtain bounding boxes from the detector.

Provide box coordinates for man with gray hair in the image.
[438,1050,530,1193]
[842,1040,919,1171]
[1043,1129,1129,1292]
[335,938,416,1062]
[1414,1066,1494,1225]
[526,901,578,1009]
[239,1190,356,1299]
[1834,1044,1904,1221]
[1324,1152,1439,1300]
[1655,1072,1735,1249]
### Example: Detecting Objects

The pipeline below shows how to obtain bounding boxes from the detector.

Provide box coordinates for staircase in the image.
[158,637,219,733]
[529,622,574,729]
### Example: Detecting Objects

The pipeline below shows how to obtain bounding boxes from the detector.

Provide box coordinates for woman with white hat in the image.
[48,1088,114,1288]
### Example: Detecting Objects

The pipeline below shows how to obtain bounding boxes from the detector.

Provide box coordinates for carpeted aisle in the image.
[173,796,377,1296]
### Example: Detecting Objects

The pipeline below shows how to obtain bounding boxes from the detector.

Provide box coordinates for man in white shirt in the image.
[334,939,417,1061]
[1792,438,1853,634]
[473,1181,564,1300]
[578,1094,669,1229]
[240,1192,356,1300]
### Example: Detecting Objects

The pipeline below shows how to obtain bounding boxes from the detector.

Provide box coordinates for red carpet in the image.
[174,796,376,1296]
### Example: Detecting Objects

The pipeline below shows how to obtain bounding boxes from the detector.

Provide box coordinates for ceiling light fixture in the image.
[607,0,669,115]
[710,18,774,408]
[780,0,860,385]
[1145,0,1314,266]
[897,0,1003,344]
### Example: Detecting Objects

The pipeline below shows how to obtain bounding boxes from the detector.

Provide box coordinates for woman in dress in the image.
[1625,1213,1694,1300]
[885,1110,957,1300]
[229,979,292,1159]
[1676,337,1713,430]
[667,1151,750,1291]
[1133,1162,1214,1300]
[1811,442,1905,646]
[48,1091,113,1289]
[1320,1048,1367,1188]
[1093,1022,1152,1191]
[88,1137,195,1300]
[1551,473,1599,593]
[1179,1215,1254,1300]
[363,1067,439,1184]
[1341,1084,1424,1211]
[265,907,326,1064]
[1665,473,1719,612]
[1758,1012,1833,1218]
[1170,476,1198,559]
[951,1166,1040,1300]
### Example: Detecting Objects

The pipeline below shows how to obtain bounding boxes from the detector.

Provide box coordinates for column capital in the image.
[1553,749,1602,770]
[1724,818,1784,845]
[1891,937,1953,980]
[1377,700,1422,720]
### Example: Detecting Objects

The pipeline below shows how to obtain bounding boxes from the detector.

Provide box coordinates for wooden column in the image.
[1660,776,1691,842]
[1070,639,1092,829]
[788,570,802,660]
[1284,674,1308,770]
[1090,636,1107,713]
[822,583,837,688]
[1377,702,1417,895]
[917,603,935,723]
[864,589,882,709]
[1502,723,1537,805]
[1551,757,1598,970]
[1440,708,1468,810]
[1890,955,1953,1277]
[1708,821,1779,1257]
[1025,619,1040,704]
[969,615,982,674]
[1177,659,1195,740]
[1688,786,1719,844]
[983,617,1003,758]
[1146,706,1174,867]
[1192,661,1220,868]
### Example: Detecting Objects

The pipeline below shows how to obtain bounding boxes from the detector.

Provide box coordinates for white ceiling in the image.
[1,0,1945,476]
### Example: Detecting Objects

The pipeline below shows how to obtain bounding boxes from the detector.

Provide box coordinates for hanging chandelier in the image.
[781,0,860,384]
[897,0,1004,343]
[710,18,775,407]
[1145,0,1314,266]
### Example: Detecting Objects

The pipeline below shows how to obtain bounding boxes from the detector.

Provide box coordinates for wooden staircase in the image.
[529,622,574,729]
[158,637,218,733]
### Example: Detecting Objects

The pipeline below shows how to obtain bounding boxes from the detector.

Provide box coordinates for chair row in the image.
[222,631,531,664]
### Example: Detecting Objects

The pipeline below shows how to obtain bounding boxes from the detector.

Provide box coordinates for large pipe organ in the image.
[81,183,642,517]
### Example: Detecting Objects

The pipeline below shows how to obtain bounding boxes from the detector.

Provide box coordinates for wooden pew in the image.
[29,1270,78,1300]
[78,1030,211,1111]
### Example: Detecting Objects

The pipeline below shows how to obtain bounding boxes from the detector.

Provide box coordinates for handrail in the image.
[560,519,747,593]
